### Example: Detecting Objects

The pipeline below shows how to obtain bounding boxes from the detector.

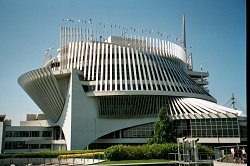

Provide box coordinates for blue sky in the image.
[0,0,246,125]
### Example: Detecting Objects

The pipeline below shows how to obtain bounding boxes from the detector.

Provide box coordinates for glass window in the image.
[222,118,227,122]
[196,130,201,137]
[205,119,211,124]
[234,129,239,136]
[195,119,201,125]
[202,129,206,136]
[122,123,154,138]
[201,120,206,125]
[21,131,29,137]
[5,131,12,137]
[228,129,234,136]
[232,122,238,128]
[222,121,228,126]
[29,144,39,149]
[211,119,216,125]
[40,144,51,149]
[30,131,39,137]
[42,131,52,137]
[216,120,222,126]
[227,122,233,128]
[5,142,12,149]
[217,129,222,136]
[222,129,228,137]
[232,123,238,129]
[192,130,196,137]
[212,130,217,136]
[207,130,212,137]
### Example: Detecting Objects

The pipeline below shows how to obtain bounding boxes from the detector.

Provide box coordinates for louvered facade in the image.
[18,17,246,150]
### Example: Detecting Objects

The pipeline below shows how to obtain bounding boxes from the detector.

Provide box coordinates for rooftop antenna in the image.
[88,18,93,41]
[200,64,203,88]
[182,14,186,51]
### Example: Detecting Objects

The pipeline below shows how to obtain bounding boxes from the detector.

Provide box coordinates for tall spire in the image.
[182,14,186,50]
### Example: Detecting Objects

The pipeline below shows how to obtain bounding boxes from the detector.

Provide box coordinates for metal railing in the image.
[168,152,214,161]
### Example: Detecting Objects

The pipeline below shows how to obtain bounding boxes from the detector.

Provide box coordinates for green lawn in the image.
[96,159,171,165]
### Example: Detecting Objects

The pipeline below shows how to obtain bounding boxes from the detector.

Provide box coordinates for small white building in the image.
[1,113,66,153]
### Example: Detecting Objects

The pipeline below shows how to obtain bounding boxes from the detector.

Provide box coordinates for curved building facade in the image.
[18,16,246,150]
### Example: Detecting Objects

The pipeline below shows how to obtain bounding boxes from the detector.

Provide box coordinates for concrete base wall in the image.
[213,161,247,166]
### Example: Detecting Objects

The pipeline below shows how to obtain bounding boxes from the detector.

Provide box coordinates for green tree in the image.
[147,107,176,144]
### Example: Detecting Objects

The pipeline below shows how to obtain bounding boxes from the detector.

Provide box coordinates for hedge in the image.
[104,144,213,161]
[58,152,104,159]
[0,149,104,159]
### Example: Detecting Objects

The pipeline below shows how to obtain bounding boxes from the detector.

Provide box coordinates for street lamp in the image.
[177,137,186,162]
[194,138,199,162]
[182,137,187,161]
[177,138,180,161]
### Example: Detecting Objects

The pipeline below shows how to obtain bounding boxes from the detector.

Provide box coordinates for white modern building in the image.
[15,15,246,151]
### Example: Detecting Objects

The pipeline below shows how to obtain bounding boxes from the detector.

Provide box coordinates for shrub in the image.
[104,143,213,161]
[196,144,214,154]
